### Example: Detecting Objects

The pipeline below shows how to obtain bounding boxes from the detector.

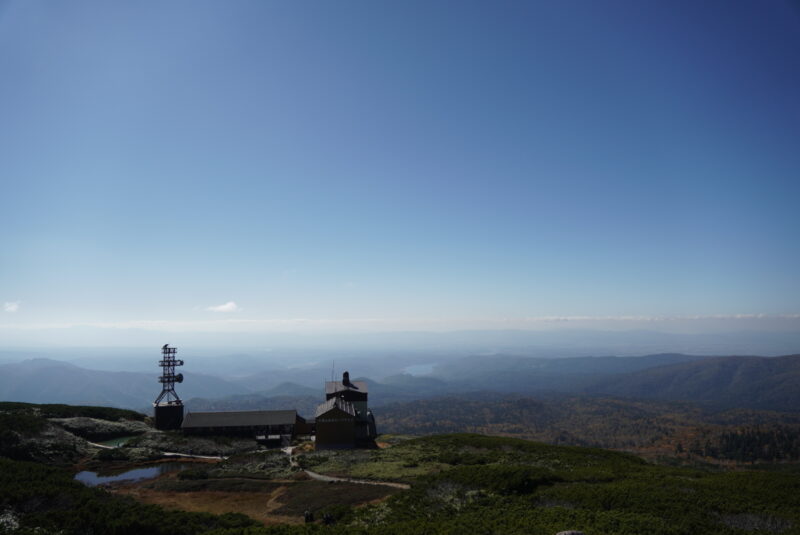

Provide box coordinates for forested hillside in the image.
[587,354,800,410]
[376,394,800,462]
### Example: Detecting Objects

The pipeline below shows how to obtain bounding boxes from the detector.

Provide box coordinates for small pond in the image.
[74,462,194,487]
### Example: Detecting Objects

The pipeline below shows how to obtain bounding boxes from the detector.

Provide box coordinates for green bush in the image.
[437,451,490,465]
[0,402,146,422]
[178,468,210,480]
[0,458,261,535]
[317,503,354,524]
[426,465,561,495]
[0,410,47,435]
[95,448,130,462]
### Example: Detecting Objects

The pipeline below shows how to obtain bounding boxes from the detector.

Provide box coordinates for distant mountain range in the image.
[586,354,800,412]
[0,359,245,409]
[1,353,798,413]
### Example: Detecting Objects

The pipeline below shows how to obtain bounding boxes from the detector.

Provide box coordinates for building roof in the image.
[315,396,356,418]
[325,380,368,395]
[182,409,298,429]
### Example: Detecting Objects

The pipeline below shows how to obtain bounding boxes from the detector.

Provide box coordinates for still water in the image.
[74,462,192,486]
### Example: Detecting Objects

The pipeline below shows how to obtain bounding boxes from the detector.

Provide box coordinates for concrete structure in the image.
[154,403,184,431]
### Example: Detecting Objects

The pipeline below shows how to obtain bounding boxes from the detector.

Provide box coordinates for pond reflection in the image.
[74,462,192,486]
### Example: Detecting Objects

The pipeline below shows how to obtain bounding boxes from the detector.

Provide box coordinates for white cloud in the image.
[3,301,20,313]
[205,301,240,313]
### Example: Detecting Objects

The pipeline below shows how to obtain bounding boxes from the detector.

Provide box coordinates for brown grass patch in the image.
[115,486,302,525]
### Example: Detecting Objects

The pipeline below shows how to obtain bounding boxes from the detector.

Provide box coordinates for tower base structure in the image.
[154,402,184,430]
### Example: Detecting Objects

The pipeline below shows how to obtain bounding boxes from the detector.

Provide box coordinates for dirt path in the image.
[87,441,115,450]
[86,441,225,460]
[302,469,410,489]
[282,446,409,490]
[161,451,225,460]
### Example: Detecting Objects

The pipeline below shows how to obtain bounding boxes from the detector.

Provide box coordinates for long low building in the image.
[182,409,309,441]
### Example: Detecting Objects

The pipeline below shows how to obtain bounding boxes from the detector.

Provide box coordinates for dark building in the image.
[182,409,306,446]
[315,371,377,450]
[315,397,357,449]
[155,404,184,431]
[151,345,374,449]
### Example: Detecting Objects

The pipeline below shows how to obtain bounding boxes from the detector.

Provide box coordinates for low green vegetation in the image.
[211,449,294,479]
[272,481,401,517]
[0,401,146,422]
[0,457,260,535]
[298,433,648,484]
[252,434,800,534]
[3,394,800,535]
[124,430,257,456]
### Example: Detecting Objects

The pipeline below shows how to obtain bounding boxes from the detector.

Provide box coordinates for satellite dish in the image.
[175,373,184,383]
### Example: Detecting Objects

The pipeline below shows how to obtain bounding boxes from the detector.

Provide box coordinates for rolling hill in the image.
[0,359,247,409]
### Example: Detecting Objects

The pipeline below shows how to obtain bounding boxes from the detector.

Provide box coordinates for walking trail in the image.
[87,441,225,460]
[282,446,410,490]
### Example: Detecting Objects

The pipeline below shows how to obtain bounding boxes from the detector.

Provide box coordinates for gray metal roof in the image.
[182,409,298,429]
[325,380,368,394]
[315,397,356,418]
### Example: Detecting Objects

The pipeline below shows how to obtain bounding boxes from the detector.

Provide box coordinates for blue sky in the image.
[1,1,799,342]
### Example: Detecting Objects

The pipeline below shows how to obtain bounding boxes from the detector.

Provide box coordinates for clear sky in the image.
[1,1,799,343]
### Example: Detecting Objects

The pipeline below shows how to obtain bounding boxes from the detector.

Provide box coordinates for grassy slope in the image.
[297,434,800,535]
[0,401,146,422]
[5,433,799,534]
[3,395,800,535]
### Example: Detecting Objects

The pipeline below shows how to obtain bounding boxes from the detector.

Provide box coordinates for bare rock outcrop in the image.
[49,417,150,441]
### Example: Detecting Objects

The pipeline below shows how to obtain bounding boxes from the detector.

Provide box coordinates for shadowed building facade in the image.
[182,409,308,446]
[315,371,377,450]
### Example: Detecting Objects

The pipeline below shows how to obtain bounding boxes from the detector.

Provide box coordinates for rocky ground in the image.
[210,449,295,479]
[125,429,259,456]
[49,416,151,441]
[15,421,91,465]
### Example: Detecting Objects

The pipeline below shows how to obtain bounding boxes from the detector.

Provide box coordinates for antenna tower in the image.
[153,344,185,430]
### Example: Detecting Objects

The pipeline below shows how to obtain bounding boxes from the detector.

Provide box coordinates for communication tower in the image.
[153,344,185,430]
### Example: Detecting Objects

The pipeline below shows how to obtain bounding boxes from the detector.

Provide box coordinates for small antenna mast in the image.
[331,360,335,382]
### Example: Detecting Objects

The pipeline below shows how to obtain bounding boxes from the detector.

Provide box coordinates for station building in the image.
[182,409,311,446]
[315,371,377,450]
[157,343,376,449]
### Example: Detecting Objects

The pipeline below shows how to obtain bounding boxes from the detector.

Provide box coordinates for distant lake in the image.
[404,363,436,376]
[74,462,192,486]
